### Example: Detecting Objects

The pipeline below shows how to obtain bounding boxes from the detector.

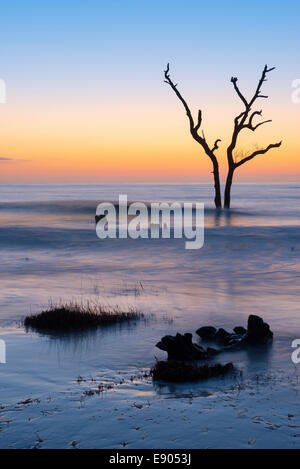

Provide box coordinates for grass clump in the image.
[151,360,233,382]
[24,300,142,332]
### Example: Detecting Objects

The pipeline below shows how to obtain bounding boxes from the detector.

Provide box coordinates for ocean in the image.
[0,183,299,448]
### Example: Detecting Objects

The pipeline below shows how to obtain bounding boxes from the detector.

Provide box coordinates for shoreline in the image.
[0,322,299,448]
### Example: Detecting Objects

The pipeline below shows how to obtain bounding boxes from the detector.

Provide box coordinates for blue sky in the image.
[1,0,298,100]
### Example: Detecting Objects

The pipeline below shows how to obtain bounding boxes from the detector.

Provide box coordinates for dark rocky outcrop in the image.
[151,360,233,382]
[156,332,218,360]
[215,328,231,344]
[233,326,247,335]
[243,315,273,344]
[196,325,239,346]
[153,315,272,382]
[195,326,217,340]
[195,315,273,347]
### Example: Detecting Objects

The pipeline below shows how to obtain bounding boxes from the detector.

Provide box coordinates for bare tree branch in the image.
[212,139,221,153]
[194,109,202,132]
[224,64,282,208]
[235,141,282,167]
[230,65,276,133]
[164,63,222,208]
[164,62,282,209]
[164,63,222,155]
[230,77,249,108]
[227,65,279,159]
[244,110,272,131]
[164,63,196,135]
[249,65,273,107]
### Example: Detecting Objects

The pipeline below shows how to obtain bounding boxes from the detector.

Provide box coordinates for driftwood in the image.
[156,332,218,361]
[196,315,273,346]
[156,315,273,364]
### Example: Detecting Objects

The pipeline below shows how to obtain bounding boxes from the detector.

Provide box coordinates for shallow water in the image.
[0,183,299,448]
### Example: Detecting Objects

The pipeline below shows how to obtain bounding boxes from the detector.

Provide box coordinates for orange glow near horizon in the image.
[0,96,299,183]
[1,0,300,185]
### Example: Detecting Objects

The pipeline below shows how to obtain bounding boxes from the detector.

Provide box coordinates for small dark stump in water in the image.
[24,302,142,332]
[243,315,273,344]
[196,314,273,347]
[156,332,218,360]
[195,326,217,340]
[233,326,247,335]
[151,360,233,382]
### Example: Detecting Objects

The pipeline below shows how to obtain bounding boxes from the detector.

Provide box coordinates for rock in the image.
[157,315,273,363]
[156,332,216,361]
[223,333,244,346]
[151,360,234,382]
[196,326,217,340]
[197,325,244,346]
[195,326,217,340]
[195,315,273,348]
[215,328,230,344]
[242,315,273,344]
[233,326,247,335]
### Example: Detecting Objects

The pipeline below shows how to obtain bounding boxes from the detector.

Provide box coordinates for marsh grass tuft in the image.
[151,360,233,382]
[24,300,142,332]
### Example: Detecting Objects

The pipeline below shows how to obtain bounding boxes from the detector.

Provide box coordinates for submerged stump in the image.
[151,360,233,382]
[196,315,273,347]
[156,332,218,360]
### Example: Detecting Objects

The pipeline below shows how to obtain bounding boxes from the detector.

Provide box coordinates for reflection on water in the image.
[25,319,147,352]
[209,208,235,227]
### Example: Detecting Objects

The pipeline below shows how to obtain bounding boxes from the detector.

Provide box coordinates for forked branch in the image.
[224,64,282,208]
[164,63,221,156]
[235,141,282,167]
[164,63,222,208]
[245,110,272,131]
[164,62,282,210]
[228,64,282,165]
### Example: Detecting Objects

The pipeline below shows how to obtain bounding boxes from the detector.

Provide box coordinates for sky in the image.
[0,0,299,183]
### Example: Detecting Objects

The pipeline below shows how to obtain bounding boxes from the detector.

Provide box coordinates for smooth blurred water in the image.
[0,183,299,448]
[0,183,299,331]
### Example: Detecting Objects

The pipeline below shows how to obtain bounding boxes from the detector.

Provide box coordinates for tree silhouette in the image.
[164,64,222,208]
[164,64,282,209]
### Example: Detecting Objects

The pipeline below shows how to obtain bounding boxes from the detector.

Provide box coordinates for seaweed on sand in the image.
[24,300,142,332]
[151,360,233,382]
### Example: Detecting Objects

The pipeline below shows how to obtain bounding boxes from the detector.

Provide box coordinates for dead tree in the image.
[164,64,282,209]
[225,65,282,208]
[164,64,222,209]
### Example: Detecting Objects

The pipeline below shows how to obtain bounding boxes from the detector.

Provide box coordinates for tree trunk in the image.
[224,167,234,209]
[213,163,222,209]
